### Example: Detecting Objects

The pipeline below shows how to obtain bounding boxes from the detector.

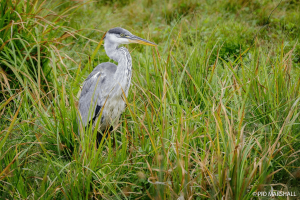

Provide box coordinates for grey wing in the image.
[78,62,117,127]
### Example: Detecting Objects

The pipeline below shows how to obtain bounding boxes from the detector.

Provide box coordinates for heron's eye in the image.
[120,33,125,37]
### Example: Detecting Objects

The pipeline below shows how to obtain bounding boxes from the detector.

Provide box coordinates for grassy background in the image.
[1,0,300,199]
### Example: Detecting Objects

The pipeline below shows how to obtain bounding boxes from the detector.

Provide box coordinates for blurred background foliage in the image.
[60,0,299,63]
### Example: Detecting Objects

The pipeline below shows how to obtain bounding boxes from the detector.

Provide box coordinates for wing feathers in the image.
[78,62,117,128]
[92,104,102,123]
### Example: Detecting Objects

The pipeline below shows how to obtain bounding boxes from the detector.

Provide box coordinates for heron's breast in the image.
[102,94,126,126]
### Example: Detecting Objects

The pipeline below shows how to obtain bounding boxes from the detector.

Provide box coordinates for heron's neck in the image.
[115,47,132,78]
[104,42,121,62]
[105,43,132,94]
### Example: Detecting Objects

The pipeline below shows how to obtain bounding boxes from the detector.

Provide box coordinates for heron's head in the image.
[103,27,157,47]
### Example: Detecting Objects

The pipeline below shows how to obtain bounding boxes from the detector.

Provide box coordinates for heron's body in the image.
[78,27,156,142]
[78,47,132,131]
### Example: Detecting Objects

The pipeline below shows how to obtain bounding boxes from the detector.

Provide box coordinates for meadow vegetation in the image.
[0,0,300,199]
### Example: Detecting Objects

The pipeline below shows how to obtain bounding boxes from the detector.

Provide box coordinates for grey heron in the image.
[78,27,157,145]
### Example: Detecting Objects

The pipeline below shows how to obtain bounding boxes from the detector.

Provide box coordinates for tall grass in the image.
[1,0,300,199]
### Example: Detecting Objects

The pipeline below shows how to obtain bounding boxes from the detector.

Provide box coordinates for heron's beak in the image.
[129,35,157,46]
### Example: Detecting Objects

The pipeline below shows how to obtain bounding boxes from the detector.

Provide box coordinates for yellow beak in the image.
[129,35,157,46]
